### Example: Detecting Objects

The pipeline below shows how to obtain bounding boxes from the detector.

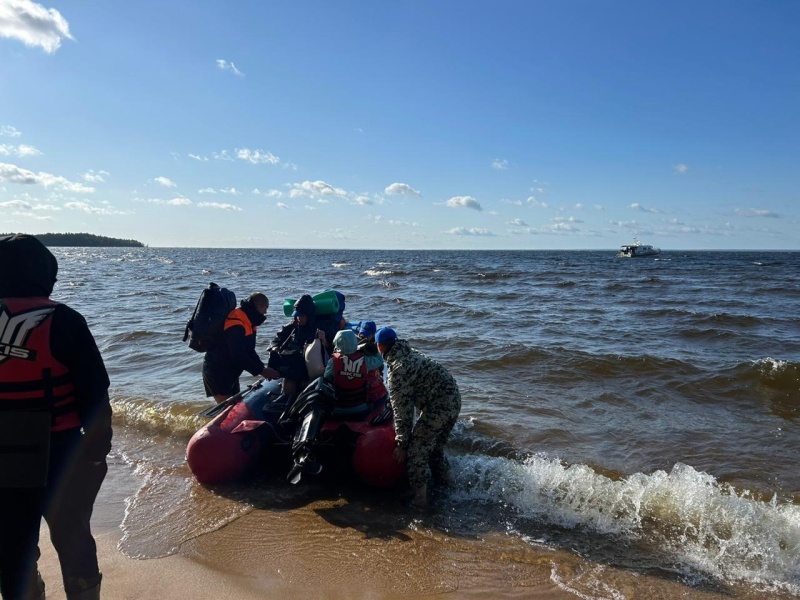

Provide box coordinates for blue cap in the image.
[358,320,377,339]
[375,326,397,345]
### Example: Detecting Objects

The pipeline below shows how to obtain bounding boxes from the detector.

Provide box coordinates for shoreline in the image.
[33,445,792,600]
[35,455,577,600]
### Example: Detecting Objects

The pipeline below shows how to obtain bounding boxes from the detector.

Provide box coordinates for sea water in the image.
[50,247,800,598]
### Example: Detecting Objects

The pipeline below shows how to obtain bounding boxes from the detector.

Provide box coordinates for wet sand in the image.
[35,454,575,600]
[34,457,790,600]
[36,529,575,600]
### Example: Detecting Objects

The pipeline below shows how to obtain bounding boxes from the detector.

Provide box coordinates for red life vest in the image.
[332,350,369,407]
[224,307,254,335]
[0,297,81,432]
[366,368,388,404]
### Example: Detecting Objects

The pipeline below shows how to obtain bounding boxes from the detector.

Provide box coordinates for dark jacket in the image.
[0,234,113,461]
[204,298,266,377]
[270,294,317,354]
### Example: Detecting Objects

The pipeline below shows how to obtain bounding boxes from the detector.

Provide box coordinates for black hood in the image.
[0,234,58,298]
[240,297,266,327]
[294,294,316,318]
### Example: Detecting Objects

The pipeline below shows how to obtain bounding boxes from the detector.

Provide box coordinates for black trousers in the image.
[0,433,107,599]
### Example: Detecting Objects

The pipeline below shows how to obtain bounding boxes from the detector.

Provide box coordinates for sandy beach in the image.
[34,455,575,600]
[39,519,575,600]
[31,455,772,600]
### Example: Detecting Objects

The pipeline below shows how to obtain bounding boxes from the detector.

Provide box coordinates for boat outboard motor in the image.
[283,377,337,484]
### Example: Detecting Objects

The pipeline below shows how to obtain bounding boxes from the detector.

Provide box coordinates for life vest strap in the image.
[0,372,72,393]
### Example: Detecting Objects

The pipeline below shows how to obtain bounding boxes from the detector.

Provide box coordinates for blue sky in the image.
[1,1,798,250]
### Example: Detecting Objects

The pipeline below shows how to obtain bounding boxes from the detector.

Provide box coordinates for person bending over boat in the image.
[375,327,461,508]
[0,234,112,600]
[203,292,273,404]
[323,329,388,417]
[266,294,331,399]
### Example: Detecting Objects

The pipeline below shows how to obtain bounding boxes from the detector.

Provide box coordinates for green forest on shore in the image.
[1,233,145,247]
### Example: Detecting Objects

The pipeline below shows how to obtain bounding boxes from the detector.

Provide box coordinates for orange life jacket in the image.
[0,297,81,432]
[224,307,254,336]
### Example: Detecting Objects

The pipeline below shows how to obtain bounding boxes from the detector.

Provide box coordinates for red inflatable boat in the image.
[186,378,406,488]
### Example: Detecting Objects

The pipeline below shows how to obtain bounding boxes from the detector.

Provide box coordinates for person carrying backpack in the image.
[202,292,274,404]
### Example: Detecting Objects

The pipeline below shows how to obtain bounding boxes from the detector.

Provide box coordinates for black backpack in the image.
[183,283,237,352]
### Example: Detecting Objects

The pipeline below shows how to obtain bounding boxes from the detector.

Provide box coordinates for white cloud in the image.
[138,196,191,206]
[674,163,689,174]
[385,182,421,197]
[0,143,41,157]
[197,201,242,211]
[0,161,94,192]
[212,150,234,161]
[527,196,548,208]
[188,153,208,161]
[289,180,349,200]
[252,188,283,198]
[735,208,779,218]
[219,187,241,196]
[0,0,74,53]
[550,222,580,232]
[82,169,109,183]
[445,227,495,236]
[236,148,280,165]
[31,203,60,211]
[629,203,662,214]
[553,215,583,224]
[508,218,528,227]
[216,59,243,76]
[64,201,127,215]
[276,202,289,210]
[0,199,32,210]
[0,125,22,137]
[198,187,216,194]
[154,176,176,188]
[446,196,482,211]
[491,158,509,170]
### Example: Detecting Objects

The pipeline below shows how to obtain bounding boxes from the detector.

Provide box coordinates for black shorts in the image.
[202,362,241,398]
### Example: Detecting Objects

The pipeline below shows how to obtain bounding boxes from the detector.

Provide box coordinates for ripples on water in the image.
[50,247,800,596]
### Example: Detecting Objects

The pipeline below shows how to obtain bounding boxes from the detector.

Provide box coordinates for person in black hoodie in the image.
[0,234,112,600]
[202,292,273,404]
[265,294,328,399]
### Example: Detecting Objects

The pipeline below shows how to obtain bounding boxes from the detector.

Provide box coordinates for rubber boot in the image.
[64,574,101,600]
[65,583,100,600]
[23,571,46,600]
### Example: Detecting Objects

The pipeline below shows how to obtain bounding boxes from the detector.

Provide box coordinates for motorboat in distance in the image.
[617,238,661,258]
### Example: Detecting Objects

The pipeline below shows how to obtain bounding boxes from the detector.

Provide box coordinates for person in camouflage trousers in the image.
[375,327,461,507]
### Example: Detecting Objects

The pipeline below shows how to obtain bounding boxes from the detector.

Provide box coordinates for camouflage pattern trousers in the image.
[406,384,461,489]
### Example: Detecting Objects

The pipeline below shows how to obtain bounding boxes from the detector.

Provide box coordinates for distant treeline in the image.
[1,233,145,247]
